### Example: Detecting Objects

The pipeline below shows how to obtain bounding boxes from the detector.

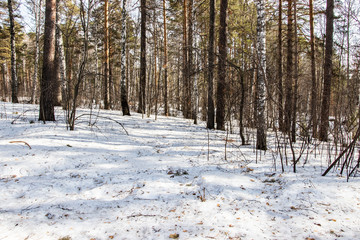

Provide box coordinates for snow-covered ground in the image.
[0,102,359,240]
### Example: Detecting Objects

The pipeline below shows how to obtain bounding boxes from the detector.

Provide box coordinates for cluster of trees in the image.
[1,0,360,148]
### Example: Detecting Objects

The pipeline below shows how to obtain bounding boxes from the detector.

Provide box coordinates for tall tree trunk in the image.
[182,0,188,117]
[207,0,215,129]
[284,0,293,133]
[31,0,42,104]
[188,0,194,121]
[54,0,62,106]
[291,0,298,143]
[163,0,168,116]
[57,22,67,109]
[120,0,130,115]
[319,0,334,141]
[278,0,283,131]
[8,0,18,103]
[256,0,267,150]
[104,0,110,109]
[309,0,317,138]
[138,0,146,114]
[39,0,57,121]
[216,0,228,131]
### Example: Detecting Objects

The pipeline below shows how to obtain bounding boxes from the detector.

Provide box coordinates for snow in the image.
[0,101,360,240]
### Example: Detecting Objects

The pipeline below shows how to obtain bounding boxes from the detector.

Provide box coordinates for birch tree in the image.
[120,0,130,115]
[30,0,42,104]
[256,0,267,150]
[163,0,168,116]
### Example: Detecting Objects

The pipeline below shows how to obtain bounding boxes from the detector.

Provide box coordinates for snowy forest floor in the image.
[0,102,359,240]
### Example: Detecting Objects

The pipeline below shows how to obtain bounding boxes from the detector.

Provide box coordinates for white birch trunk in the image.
[256,0,267,150]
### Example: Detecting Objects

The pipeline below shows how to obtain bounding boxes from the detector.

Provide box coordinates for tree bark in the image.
[31,0,42,104]
[207,0,215,129]
[284,0,293,133]
[291,0,298,143]
[216,0,228,131]
[1,63,8,101]
[8,0,18,103]
[104,0,110,109]
[163,0,168,116]
[182,0,188,117]
[188,0,194,121]
[319,0,334,141]
[138,0,146,114]
[39,0,57,121]
[120,0,130,116]
[255,0,267,150]
[309,0,317,138]
[278,0,283,131]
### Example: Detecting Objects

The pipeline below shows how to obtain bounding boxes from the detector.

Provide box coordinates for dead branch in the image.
[75,114,129,135]
[9,141,32,149]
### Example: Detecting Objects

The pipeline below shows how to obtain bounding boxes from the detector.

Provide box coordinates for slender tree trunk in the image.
[104,0,110,109]
[319,0,334,141]
[182,0,188,117]
[39,0,57,121]
[216,0,228,131]
[309,0,317,138]
[291,0,298,143]
[8,0,18,103]
[207,0,215,129]
[31,0,42,104]
[54,0,63,106]
[193,33,198,124]
[278,0,283,131]
[120,0,130,115]
[138,0,146,114]
[163,0,168,116]
[256,0,267,150]
[68,0,90,130]
[1,63,8,101]
[57,24,67,109]
[188,0,194,121]
[284,0,293,133]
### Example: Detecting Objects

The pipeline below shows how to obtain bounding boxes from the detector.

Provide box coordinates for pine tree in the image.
[39,0,57,121]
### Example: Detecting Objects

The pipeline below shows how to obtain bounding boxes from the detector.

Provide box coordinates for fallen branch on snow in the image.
[9,141,32,149]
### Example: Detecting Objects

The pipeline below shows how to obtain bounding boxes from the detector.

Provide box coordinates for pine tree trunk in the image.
[319,0,334,141]
[207,0,215,129]
[120,0,130,116]
[216,0,228,131]
[255,0,267,150]
[8,0,18,103]
[138,0,146,114]
[39,0,57,121]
